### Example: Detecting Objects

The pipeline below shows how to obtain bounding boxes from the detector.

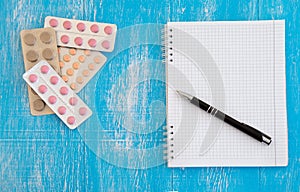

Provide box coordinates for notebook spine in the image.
[162,25,174,161]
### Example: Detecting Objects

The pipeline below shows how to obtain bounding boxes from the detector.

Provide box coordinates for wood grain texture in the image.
[0,0,299,191]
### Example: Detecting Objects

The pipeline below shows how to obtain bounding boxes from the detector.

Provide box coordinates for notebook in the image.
[165,20,288,167]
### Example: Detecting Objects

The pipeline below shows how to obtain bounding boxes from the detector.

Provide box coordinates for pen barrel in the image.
[190,96,271,145]
[224,115,271,145]
[190,97,210,111]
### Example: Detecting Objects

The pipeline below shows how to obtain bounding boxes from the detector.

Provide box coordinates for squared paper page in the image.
[166,20,287,167]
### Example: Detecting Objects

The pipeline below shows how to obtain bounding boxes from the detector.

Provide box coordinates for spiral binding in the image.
[161,26,166,65]
[162,25,174,161]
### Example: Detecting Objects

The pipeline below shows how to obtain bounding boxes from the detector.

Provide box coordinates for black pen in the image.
[176,90,272,145]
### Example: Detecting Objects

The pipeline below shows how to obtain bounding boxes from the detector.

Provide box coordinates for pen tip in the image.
[175,90,193,100]
[176,90,184,96]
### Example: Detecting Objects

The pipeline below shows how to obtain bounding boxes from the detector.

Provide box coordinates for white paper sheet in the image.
[166,20,287,167]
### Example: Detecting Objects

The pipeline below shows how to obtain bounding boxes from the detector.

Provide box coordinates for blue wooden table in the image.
[1,0,299,191]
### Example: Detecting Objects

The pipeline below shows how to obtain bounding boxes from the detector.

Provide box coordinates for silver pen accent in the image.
[262,136,272,145]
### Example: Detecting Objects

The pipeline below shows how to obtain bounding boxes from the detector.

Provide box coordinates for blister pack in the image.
[20,27,60,115]
[44,16,117,52]
[23,60,92,129]
[58,47,107,93]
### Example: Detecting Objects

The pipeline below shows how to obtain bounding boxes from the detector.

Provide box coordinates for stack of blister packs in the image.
[21,16,117,129]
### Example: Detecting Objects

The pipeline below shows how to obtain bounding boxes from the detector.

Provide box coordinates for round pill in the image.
[63,54,71,62]
[104,26,113,35]
[26,50,39,62]
[40,65,49,74]
[94,56,101,64]
[63,20,72,30]
[69,97,78,106]
[33,99,45,111]
[61,35,69,44]
[23,33,36,46]
[74,37,83,46]
[72,62,80,70]
[38,85,47,94]
[67,116,75,125]
[70,83,77,90]
[60,86,68,95]
[50,76,59,85]
[66,68,74,76]
[76,76,84,84]
[42,48,54,60]
[77,22,85,32]
[59,61,65,68]
[84,50,90,56]
[101,40,110,49]
[90,24,99,33]
[40,32,52,44]
[49,18,58,27]
[82,69,89,77]
[29,74,38,83]
[79,107,87,116]
[62,75,68,82]
[69,48,76,55]
[88,38,97,48]
[48,95,57,104]
[78,55,85,62]
[88,63,95,70]
[58,106,66,115]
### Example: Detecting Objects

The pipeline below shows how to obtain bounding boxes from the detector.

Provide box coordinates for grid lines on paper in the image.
[166,21,285,166]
